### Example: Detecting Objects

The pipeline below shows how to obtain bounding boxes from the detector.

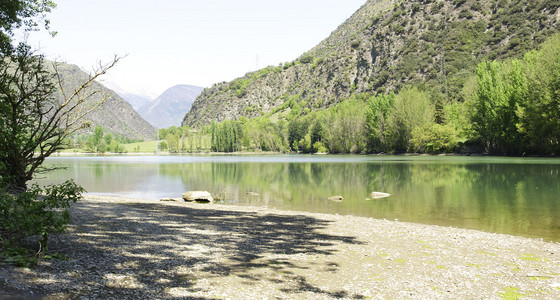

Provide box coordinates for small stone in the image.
[160,197,183,202]
[328,196,344,202]
[369,192,391,199]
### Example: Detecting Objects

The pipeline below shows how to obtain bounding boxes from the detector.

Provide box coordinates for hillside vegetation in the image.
[183,0,559,127]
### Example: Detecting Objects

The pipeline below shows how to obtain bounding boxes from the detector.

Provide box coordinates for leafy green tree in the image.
[87,126,105,152]
[517,35,560,154]
[365,93,395,153]
[411,123,459,153]
[104,132,113,147]
[309,116,324,145]
[470,60,525,154]
[0,1,120,264]
[387,87,434,152]
[0,0,56,54]
[0,47,119,192]
[241,117,287,152]
[288,117,310,152]
[158,140,168,151]
[166,132,179,152]
[211,120,242,152]
[323,97,368,153]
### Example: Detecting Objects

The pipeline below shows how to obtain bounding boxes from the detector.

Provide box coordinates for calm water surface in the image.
[35,155,560,241]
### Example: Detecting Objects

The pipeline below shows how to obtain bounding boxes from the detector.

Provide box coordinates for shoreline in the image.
[50,149,560,158]
[1,195,560,299]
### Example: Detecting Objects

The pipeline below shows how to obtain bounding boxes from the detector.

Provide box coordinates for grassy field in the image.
[56,138,216,154]
[120,140,158,153]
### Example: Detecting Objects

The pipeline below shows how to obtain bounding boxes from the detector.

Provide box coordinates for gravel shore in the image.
[1,195,560,299]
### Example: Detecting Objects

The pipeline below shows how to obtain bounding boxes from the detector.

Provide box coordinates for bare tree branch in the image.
[0,46,122,192]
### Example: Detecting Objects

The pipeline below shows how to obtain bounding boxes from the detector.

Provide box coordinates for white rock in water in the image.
[182,191,214,203]
[328,196,344,202]
[370,192,391,199]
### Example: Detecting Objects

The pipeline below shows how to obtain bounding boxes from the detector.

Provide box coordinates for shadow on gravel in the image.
[2,201,366,299]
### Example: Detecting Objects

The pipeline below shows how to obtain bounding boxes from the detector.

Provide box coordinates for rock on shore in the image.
[182,191,213,202]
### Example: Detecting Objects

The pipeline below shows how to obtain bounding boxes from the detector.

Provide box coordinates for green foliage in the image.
[387,86,435,152]
[229,78,250,98]
[152,126,212,153]
[516,36,560,154]
[0,0,56,53]
[411,123,459,153]
[0,180,83,267]
[158,126,185,152]
[469,34,560,155]
[158,140,168,151]
[299,54,314,64]
[0,44,59,192]
[365,93,395,152]
[322,96,368,153]
[469,60,522,154]
[85,126,125,153]
[242,117,287,152]
[445,99,473,139]
[211,120,242,152]
[288,117,310,152]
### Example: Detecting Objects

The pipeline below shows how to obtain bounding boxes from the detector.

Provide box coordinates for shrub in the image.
[313,141,328,153]
[411,124,459,153]
[299,54,314,64]
[0,180,84,267]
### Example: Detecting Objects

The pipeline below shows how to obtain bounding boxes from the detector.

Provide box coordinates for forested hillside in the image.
[196,34,560,156]
[183,0,560,127]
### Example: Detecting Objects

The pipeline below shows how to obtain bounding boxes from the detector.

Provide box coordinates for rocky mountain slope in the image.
[55,63,156,140]
[183,0,560,127]
[119,92,152,111]
[138,85,203,129]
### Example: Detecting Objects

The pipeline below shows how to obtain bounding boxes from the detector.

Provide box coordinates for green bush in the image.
[411,124,459,153]
[299,54,314,64]
[0,180,84,267]
[313,141,328,153]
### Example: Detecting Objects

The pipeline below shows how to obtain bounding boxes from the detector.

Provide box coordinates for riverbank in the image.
[1,195,559,299]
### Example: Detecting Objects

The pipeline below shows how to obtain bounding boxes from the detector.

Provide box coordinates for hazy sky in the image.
[26,0,366,98]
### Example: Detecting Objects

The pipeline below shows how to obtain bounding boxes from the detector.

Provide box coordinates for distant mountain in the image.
[54,63,157,140]
[118,92,152,110]
[183,0,560,127]
[138,85,203,129]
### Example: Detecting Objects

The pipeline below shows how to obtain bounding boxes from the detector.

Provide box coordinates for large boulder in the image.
[182,191,214,203]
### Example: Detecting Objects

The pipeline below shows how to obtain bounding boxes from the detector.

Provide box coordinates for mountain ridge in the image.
[119,92,152,111]
[138,84,203,129]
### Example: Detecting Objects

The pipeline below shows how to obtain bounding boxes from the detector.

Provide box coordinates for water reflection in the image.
[36,155,560,241]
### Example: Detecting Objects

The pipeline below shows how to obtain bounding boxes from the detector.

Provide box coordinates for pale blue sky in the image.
[26,0,366,97]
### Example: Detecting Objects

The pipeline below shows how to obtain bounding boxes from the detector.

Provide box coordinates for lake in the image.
[35,154,560,241]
